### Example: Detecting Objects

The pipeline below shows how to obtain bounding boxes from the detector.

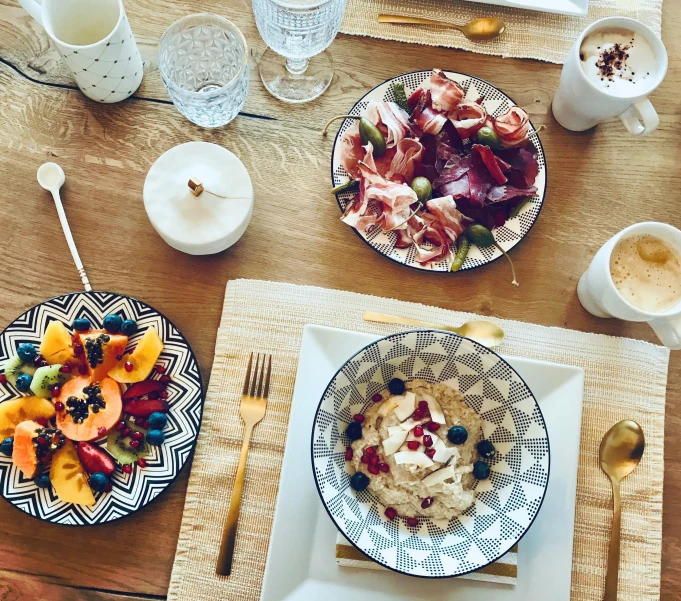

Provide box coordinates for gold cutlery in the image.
[216,353,272,577]
[377,15,506,42]
[599,420,645,601]
[363,311,505,347]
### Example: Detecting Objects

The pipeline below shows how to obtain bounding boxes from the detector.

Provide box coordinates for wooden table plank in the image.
[0,0,679,598]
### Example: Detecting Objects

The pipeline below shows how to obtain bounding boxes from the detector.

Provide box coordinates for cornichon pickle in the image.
[359,117,387,157]
[392,81,410,113]
[465,223,519,286]
[451,236,470,272]
[331,180,360,195]
[410,177,432,203]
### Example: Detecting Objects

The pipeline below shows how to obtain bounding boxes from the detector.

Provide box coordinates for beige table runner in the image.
[339,0,663,64]
[168,279,668,601]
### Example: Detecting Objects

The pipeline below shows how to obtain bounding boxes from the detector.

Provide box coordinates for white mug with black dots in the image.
[18,0,144,103]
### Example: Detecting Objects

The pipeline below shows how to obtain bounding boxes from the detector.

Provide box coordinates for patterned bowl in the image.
[0,291,203,526]
[311,330,550,578]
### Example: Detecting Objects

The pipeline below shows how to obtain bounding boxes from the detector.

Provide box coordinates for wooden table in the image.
[0,1,679,599]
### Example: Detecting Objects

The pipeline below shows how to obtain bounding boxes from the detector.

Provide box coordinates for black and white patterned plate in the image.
[311,330,549,578]
[0,291,203,526]
[330,70,547,272]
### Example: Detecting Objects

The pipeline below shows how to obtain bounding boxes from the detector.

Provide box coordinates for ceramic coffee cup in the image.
[552,17,667,136]
[18,0,144,103]
[578,222,681,349]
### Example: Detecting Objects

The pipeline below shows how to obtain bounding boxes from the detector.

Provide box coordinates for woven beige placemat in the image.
[339,0,663,63]
[167,278,668,601]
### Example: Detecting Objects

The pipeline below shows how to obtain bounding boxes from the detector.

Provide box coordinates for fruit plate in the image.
[261,325,583,600]
[310,329,549,578]
[0,291,203,526]
[330,70,547,273]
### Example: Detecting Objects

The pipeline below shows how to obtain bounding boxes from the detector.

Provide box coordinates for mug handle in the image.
[18,0,42,24]
[619,98,660,137]
[649,314,681,350]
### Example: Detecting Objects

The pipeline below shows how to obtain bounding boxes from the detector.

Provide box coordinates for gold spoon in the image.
[599,420,645,601]
[377,15,506,42]
[363,311,505,347]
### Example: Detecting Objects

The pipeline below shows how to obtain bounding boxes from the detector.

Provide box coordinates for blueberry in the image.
[146,429,165,446]
[477,440,496,459]
[388,378,406,395]
[447,425,468,445]
[15,373,33,392]
[345,421,363,441]
[89,472,110,492]
[17,343,37,363]
[103,314,123,333]
[34,473,51,488]
[72,318,91,331]
[120,319,138,336]
[0,437,13,456]
[350,472,370,491]
[148,412,168,430]
[473,461,491,480]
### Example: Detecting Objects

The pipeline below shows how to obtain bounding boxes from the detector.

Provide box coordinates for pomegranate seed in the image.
[54,401,65,412]
[52,434,60,445]
[418,400,429,411]
[421,497,434,509]
[137,458,147,468]
[423,435,433,448]
[34,354,44,364]
[385,507,397,520]
[369,455,379,466]
[378,462,390,473]
[413,408,425,419]
[0,374,7,385]
[78,364,88,375]
[407,517,419,527]
[51,385,61,397]
[36,436,48,446]
[407,440,420,451]
[141,419,149,429]
[36,417,48,427]
[122,464,132,474]
[131,431,144,441]
[148,391,160,400]
[115,421,126,431]
[361,454,369,464]
[124,362,134,373]
[345,447,353,461]
[366,447,376,456]
[368,465,380,475]
[105,483,113,492]
[353,414,365,423]
[159,374,171,384]
[135,417,145,426]
[155,365,166,374]
[97,426,107,436]
[425,448,436,459]
[413,426,424,437]
[426,422,440,432]
[159,391,169,400]
[121,428,131,438]
[130,440,141,449]
[371,393,383,403]
[74,344,84,356]
[59,365,72,374]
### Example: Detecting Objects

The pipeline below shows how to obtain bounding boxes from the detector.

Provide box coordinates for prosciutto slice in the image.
[448,102,487,139]
[365,101,411,148]
[486,185,538,204]
[388,138,424,182]
[493,106,531,148]
[339,122,363,179]
[427,69,464,113]
[411,90,447,135]
[425,196,467,242]
[472,144,508,186]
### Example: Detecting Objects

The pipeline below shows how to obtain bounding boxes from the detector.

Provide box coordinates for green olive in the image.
[359,117,387,158]
[466,224,495,247]
[451,236,470,272]
[475,126,502,150]
[410,177,432,203]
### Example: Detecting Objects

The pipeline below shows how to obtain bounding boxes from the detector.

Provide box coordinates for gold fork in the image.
[216,352,272,577]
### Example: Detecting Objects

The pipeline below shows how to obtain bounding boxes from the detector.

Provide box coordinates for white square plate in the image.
[260,325,585,601]
[462,0,588,17]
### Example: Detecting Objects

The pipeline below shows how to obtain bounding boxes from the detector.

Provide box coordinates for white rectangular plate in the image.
[462,0,588,17]
[260,325,585,601]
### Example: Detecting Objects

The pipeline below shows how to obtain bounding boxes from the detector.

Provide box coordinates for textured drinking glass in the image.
[253,0,347,103]
[158,14,249,128]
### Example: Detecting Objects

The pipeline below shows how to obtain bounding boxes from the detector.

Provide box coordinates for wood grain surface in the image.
[0,0,679,599]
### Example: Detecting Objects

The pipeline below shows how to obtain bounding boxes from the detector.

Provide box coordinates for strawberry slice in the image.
[122,398,169,417]
[122,380,165,401]
[77,442,115,476]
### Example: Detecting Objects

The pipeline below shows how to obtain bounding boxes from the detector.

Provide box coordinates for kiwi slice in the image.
[30,365,68,398]
[106,418,150,465]
[3,354,37,387]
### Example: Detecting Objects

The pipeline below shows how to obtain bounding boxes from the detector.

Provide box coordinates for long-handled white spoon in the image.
[37,162,91,291]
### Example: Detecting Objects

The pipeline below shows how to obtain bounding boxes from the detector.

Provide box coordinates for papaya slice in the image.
[50,440,95,505]
[12,420,65,479]
[40,321,75,365]
[0,396,56,439]
[77,330,128,382]
[109,328,163,384]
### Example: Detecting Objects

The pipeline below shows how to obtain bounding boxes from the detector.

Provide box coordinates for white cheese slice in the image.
[392,392,416,421]
[421,465,456,487]
[382,430,409,456]
[422,393,447,425]
[394,451,435,469]
[377,398,400,417]
[399,417,429,431]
